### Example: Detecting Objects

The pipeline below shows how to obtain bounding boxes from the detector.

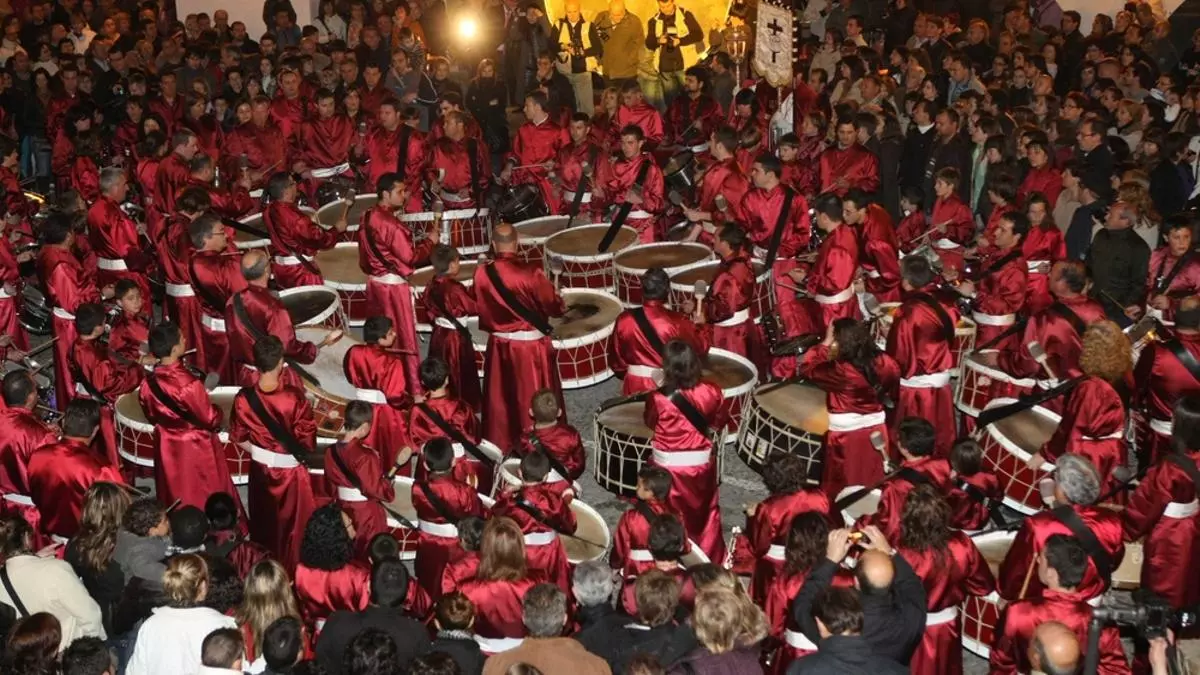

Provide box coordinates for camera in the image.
[1092,596,1198,639]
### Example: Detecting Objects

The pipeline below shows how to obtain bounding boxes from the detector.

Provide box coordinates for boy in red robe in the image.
[492,451,577,592]
[514,388,584,497]
[325,400,406,557]
[423,244,481,410]
[107,280,151,364]
[945,438,1003,531]
[410,357,488,491]
[342,316,416,467]
[413,437,486,600]
[609,466,688,580]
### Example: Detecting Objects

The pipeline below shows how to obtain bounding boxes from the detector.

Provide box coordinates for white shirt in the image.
[125,606,238,675]
[68,27,96,54]
[0,554,106,644]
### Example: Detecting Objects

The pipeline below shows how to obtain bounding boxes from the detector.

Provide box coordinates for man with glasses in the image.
[1074,117,1114,186]
[645,0,702,108]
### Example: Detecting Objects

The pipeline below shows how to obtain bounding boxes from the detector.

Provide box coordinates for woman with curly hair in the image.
[294,504,370,629]
[236,560,304,667]
[459,517,544,655]
[64,482,131,634]
[897,484,995,675]
[1029,321,1132,494]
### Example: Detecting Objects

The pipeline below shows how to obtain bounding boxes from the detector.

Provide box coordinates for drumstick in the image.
[1027,341,1058,383]
[693,280,708,319]
[870,431,892,472]
[905,225,941,245]
[1017,552,1039,600]
[1099,289,1127,309]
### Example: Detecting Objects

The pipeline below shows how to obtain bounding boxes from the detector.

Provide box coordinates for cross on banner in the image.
[753,2,794,88]
[767,18,784,62]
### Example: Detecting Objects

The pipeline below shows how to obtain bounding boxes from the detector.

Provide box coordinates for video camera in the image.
[1092,594,1198,639]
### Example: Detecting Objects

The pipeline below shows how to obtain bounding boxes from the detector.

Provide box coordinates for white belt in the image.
[785,630,818,651]
[53,307,75,321]
[1036,378,1059,390]
[441,190,472,203]
[0,286,12,299]
[493,329,546,341]
[2,493,33,506]
[1150,418,1173,436]
[814,286,855,305]
[766,544,786,561]
[418,519,459,537]
[628,549,654,562]
[355,388,387,405]
[933,238,961,249]
[901,370,952,388]
[1027,260,1050,273]
[1164,500,1200,518]
[165,282,195,298]
[627,364,663,378]
[97,257,128,271]
[865,268,882,279]
[628,210,652,219]
[1080,430,1123,441]
[311,162,351,178]
[249,189,264,199]
[201,314,226,332]
[827,411,887,432]
[337,486,367,502]
[927,606,959,625]
[652,448,711,467]
[563,191,592,203]
[434,316,471,330]
[524,531,557,546]
[246,442,301,469]
[474,636,524,653]
[369,273,407,285]
[714,308,750,327]
[273,254,311,266]
[973,311,1016,327]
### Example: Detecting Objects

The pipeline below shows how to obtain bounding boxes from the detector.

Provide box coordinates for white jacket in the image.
[0,554,105,645]
[125,606,239,675]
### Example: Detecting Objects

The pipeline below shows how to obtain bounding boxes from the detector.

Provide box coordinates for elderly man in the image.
[555,1,602,113]
[572,560,629,657]
[1089,201,1151,326]
[87,167,154,309]
[594,0,644,90]
[482,583,611,674]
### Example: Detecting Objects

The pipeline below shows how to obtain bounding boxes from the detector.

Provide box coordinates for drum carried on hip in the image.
[960,530,1015,659]
[410,262,478,333]
[279,285,347,332]
[704,349,759,441]
[543,224,638,291]
[496,183,549,223]
[114,388,251,484]
[316,194,377,241]
[669,259,774,322]
[315,242,368,328]
[975,398,1061,515]
[735,381,826,477]
[613,242,712,306]
[956,352,1035,417]
[515,215,571,265]
[662,150,698,195]
[294,326,365,437]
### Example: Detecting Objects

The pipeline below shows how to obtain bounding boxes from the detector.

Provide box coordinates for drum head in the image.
[315,244,366,284]
[615,243,710,271]
[385,477,418,525]
[753,383,828,435]
[410,262,478,289]
[317,194,378,228]
[664,151,694,175]
[234,213,267,243]
[973,531,1017,577]
[837,486,881,523]
[210,387,238,429]
[597,400,652,439]
[563,501,609,563]
[295,327,359,402]
[281,287,341,325]
[546,225,637,258]
[552,290,622,340]
[516,215,570,239]
[991,407,1059,455]
[115,393,147,424]
[672,260,765,286]
[703,352,756,394]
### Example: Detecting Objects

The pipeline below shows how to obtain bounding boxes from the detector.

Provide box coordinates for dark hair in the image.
[811,586,863,635]
[62,400,102,440]
[638,466,672,501]
[201,629,244,670]
[642,268,670,301]
[634,569,681,627]
[458,516,485,552]
[375,172,404,198]
[124,497,165,537]
[2,370,36,407]
[520,450,551,483]
[1043,534,1089,589]
[1172,395,1200,453]
[524,90,549,112]
[368,533,401,563]
[262,616,303,670]
[345,628,401,675]
[712,125,738,154]
[299,504,355,570]
[661,339,701,390]
[899,483,951,552]
[5,613,62,675]
[901,254,934,288]
[370,558,410,609]
[832,318,882,394]
[419,357,450,390]
[754,152,782,178]
[112,279,140,302]
[619,123,645,142]
[897,417,936,457]
[408,652,461,675]
[647,514,685,561]
[343,400,373,435]
[74,302,107,336]
[423,437,455,473]
[813,193,843,221]
[763,453,808,494]
[253,336,285,371]
[363,315,393,344]
[717,224,748,252]
[0,514,33,557]
[950,438,983,475]
[205,492,240,531]
[783,512,830,576]
[430,244,459,274]
[434,591,474,631]
[187,211,221,249]
[1002,210,1032,237]
[169,505,209,550]
[148,322,182,359]
[204,556,245,614]
[62,636,112,675]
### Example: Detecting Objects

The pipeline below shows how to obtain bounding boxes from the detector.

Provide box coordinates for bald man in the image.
[474,222,567,449]
[791,525,928,665]
[554,1,602,114]
[1029,622,1081,675]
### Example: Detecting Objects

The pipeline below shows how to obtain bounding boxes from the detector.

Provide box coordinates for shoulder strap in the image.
[511,491,571,535]
[241,386,313,467]
[897,467,932,486]
[599,157,654,251]
[1164,339,1200,383]
[1050,505,1113,586]
[69,345,110,406]
[631,498,658,524]
[205,533,244,559]
[416,479,463,524]
[266,207,323,276]
[328,441,365,491]
[187,256,229,313]
[232,292,320,386]
[1165,452,1200,491]
[910,291,955,343]
[1155,249,1194,295]
[427,282,468,333]
[566,144,601,219]
[630,307,666,355]
[0,566,28,617]
[527,430,573,482]
[361,215,408,282]
[663,388,710,437]
[763,187,796,269]
[466,138,481,202]
[396,125,411,179]
[416,402,495,466]
[1048,302,1087,337]
[484,262,554,335]
[977,248,1023,282]
[146,373,214,431]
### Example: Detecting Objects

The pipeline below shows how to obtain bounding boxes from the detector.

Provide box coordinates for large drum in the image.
[279,285,347,331]
[613,243,712,306]
[515,215,571,265]
[873,302,978,370]
[315,242,368,328]
[704,348,759,440]
[210,386,250,484]
[410,262,478,333]
[976,399,1060,515]
[383,476,497,560]
[315,194,377,241]
[294,327,366,437]
[496,183,548,223]
[961,531,1015,659]
[543,224,638,291]
[735,382,826,477]
[835,485,881,527]
[401,208,492,255]
[593,399,656,498]
[563,500,612,564]
[955,352,1035,417]
[669,260,774,321]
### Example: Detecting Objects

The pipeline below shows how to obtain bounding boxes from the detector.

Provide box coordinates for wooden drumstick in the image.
[870,430,892,472]
[1018,552,1039,600]
[1028,341,1058,384]
[693,280,708,319]
[548,255,565,292]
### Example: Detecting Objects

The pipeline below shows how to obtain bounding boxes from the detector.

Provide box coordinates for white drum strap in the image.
[1164,500,1199,518]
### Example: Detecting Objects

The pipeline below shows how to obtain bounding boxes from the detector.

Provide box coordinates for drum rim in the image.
[411,263,478,289]
[567,499,612,563]
[835,484,881,527]
[708,347,759,398]
[317,241,368,290]
[114,392,155,433]
[234,238,272,250]
[613,242,713,276]
[544,224,637,263]
[669,258,770,289]
[278,285,343,327]
[593,400,654,440]
[294,326,357,403]
[401,207,490,222]
[514,215,571,242]
[983,397,1060,473]
[315,193,377,218]
[556,288,622,348]
[964,351,1037,387]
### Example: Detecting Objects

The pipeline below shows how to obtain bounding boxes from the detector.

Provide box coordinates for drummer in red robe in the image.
[188,211,247,383]
[38,214,106,409]
[860,418,953,542]
[613,81,664,148]
[799,318,900,499]
[1135,297,1200,464]
[107,280,151,363]
[843,190,901,304]
[513,389,584,497]
[609,268,709,394]
[220,96,287,194]
[896,484,996,675]
[599,125,666,243]
[86,168,153,311]
[410,357,491,490]
[138,322,242,511]
[70,303,147,470]
[500,91,567,218]
[818,118,880,197]
[262,171,348,289]
[0,209,29,358]
[325,400,407,557]
[358,173,435,388]
[945,438,1004,531]
[609,466,688,580]
[413,436,487,600]
[294,88,355,201]
[27,399,126,539]
[225,250,335,388]
[997,453,1125,603]
[156,129,201,213]
[729,90,768,173]
[887,256,961,457]
[553,113,611,220]
[793,194,862,330]
[947,210,1028,359]
[230,336,320,570]
[270,69,312,144]
[925,168,976,277]
[187,154,257,221]
[343,316,416,467]
[692,225,766,370]
[426,110,491,211]
[357,102,427,211]
[990,534,1130,675]
[1027,322,1132,494]
[681,127,749,246]
[664,66,723,150]
[0,371,60,544]
[492,450,577,592]
[643,339,729,563]
[1132,218,1200,327]
[423,244,482,410]
[1022,194,1067,314]
[476,222,566,450]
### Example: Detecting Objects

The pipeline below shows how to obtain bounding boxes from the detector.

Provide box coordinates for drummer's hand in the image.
[744,501,759,517]
[499,165,513,183]
[935,220,948,233]
[825,528,854,562]
[684,207,702,222]
[395,445,414,467]
[625,189,643,205]
[681,298,696,315]
[563,488,575,503]
[0,334,12,348]
[860,525,894,555]
[333,217,349,233]
[1026,452,1045,471]
[238,173,253,190]
[292,161,309,175]
[541,161,555,171]
[592,187,605,201]
[1150,294,1170,310]
[977,350,999,367]
[0,283,13,298]
[413,393,426,404]
[1034,261,1051,275]
[685,224,702,242]
[139,354,158,366]
[1148,631,1174,674]
[943,267,960,282]
[957,280,975,297]
[787,268,806,283]
[1125,304,1144,320]
[101,284,115,299]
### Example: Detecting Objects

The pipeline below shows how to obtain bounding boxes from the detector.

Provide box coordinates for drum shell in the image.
[497,184,549,223]
[669,260,774,321]
[543,224,638,291]
[315,242,368,328]
[955,353,1035,418]
[614,243,712,306]
[278,285,347,332]
[315,194,377,243]
[592,401,654,498]
[115,393,156,474]
[515,215,571,266]
[976,399,1060,515]
[960,530,1016,659]
[663,151,697,193]
[734,382,825,475]
[401,208,494,256]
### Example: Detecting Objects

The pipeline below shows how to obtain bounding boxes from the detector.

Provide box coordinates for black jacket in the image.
[900,125,936,192]
[923,134,973,204]
[792,555,927,665]
[574,603,634,661]
[315,606,430,674]
[786,635,910,675]
[1087,226,1152,326]
[592,620,698,673]
[431,632,485,675]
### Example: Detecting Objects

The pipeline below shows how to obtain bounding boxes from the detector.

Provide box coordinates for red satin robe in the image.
[148,95,185,134]
[138,361,241,510]
[947,472,1003,531]
[135,157,165,243]
[1124,449,1200,611]
[973,247,1028,357]
[799,344,901,498]
[729,111,768,173]
[603,152,666,242]
[609,300,710,394]
[553,139,610,218]
[766,568,856,674]
[861,457,953,542]
[28,438,125,538]
[614,102,665,147]
[665,94,723,147]
[71,337,144,469]
[745,489,830,604]
[358,124,428,208]
[693,157,749,237]
[989,589,1130,675]
[474,253,566,449]
[181,114,223,161]
[1145,247,1200,324]
[492,484,576,591]
[324,439,396,556]
[50,130,74,186]
[295,560,370,626]
[412,474,484,599]
[38,245,101,408]
[408,397,489,489]
[897,210,929,253]
[224,285,319,388]
[818,144,880,196]
[514,422,586,494]
[804,223,861,329]
[441,550,481,597]
[192,179,257,221]
[108,311,149,363]
[156,213,196,333]
[113,121,139,159]
[619,564,695,618]
[0,235,27,355]
[459,575,544,650]
[263,201,338,288]
[609,499,687,579]
[424,275,482,409]
[429,114,483,142]
[705,251,768,372]
[901,536,996,675]
[425,135,491,210]
[1017,165,1064,208]
[645,381,729,562]
[887,287,961,456]
[741,184,812,351]
[231,381,319,571]
[998,505,1125,602]
[342,343,414,466]
[1000,294,1106,389]
[358,205,432,388]
[269,94,313,144]
[0,407,58,544]
[928,195,974,273]
[358,84,389,118]
[859,205,902,303]
[297,115,355,185]
[86,196,153,303]
[220,122,287,191]
[45,94,81,145]
[156,152,193,214]
[191,249,249,383]
[1134,333,1200,463]
[1042,376,1127,493]
[209,528,271,579]
[67,155,99,204]
[1022,226,1067,313]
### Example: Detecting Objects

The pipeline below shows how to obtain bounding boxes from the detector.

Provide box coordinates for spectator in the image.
[113,497,171,589]
[261,617,305,675]
[64,482,131,634]
[61,636,116,675]
[200,628,246,674]
[602,569,696,672]
[785,587,908,674]
[431,592,485,675]
[345,628,404,675]
[668,587,767,674]
[1089,200,1151,325]
[3,613,62,674]
[571,561,627,656]
[482,583,612,675]
[410,651,467,675]
[317,558,431,674]
[236,560,303,671]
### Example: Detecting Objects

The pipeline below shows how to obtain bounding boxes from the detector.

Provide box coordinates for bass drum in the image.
[20,284,51,336]
[496,184,548,223]
[663,150,697,194]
